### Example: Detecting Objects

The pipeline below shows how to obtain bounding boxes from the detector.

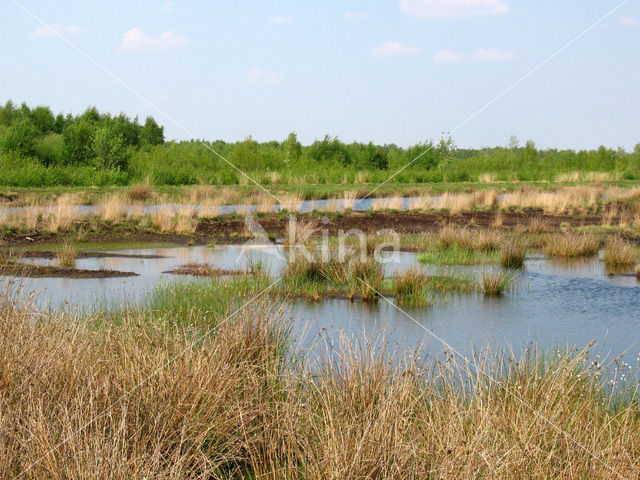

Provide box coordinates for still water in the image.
[3,245,640,367]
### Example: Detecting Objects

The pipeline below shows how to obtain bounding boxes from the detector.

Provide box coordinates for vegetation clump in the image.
[543,233,601,259]
[603,236,638,270]
[479,270,513,295]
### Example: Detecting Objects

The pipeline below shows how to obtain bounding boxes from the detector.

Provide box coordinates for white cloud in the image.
[345,11,365,20]
[32,23,87,40]
[617,16,638,28]
[433,50,463,63]
[161,1,174,14]
[120,27,189,52]
[243,68,284,85]
[470,48,515,62]
[269,16,294,25]
[372,41,422,57]
[400,0,508,19]
[433,47,514,63]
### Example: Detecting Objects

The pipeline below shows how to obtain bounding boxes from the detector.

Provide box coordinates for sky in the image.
[1,0,639,150]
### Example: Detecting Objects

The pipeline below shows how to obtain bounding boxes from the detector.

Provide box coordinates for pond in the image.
[3,244,639,372]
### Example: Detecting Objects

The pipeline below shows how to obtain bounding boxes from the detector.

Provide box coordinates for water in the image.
[2,244,639,368]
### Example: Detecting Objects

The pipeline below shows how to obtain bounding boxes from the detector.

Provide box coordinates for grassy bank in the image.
[0,287,639,478]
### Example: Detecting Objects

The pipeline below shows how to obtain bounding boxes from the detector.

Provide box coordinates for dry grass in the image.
[439,192,475,214]
[407,195,431,210]
[499,185,604,214]
[151,206,177,233]
[528,216,552,233]
[46,194,82,232]
[342,190,358,210]
[438,226,504,252]
[127,181,153,201]
[500,241,527,269]
[1,293,640,478]
[603,236,638,270]
[543,233,601,258]
[175,205,198,234]
[285,217,318,247]
[479,269,513,295]
[98,194,128,222]
[56,241,78,267]
[279,193,303,212]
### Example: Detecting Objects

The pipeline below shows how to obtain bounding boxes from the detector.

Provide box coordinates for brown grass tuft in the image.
[603,236,638,270]
[543,233,601,259]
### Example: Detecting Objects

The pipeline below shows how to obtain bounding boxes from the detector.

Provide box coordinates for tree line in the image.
[1,100,639,186]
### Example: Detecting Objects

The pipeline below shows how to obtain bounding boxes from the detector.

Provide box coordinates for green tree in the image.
[283,131,301,162]
[36,133,64,166]
[30,106,55,134]
[63,120,95,165]
[0,117,38,157]
[231,136,259,170]
[140,116,164,145]
[92,125,128,170]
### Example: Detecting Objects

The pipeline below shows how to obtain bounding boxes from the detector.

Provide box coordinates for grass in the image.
[392,268,475,306]
[543,233,601,259]
[500,241,527,269]
[603,236,638,270]
[479,269,514,295]
[418,245,500,266]
[2,289,640,478]
[56,241,78,267]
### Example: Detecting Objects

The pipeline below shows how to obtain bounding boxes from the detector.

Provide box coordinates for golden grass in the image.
[543,233,601,258]
[175,205,198,234]
[127,181,153,201]
[98,194,127,222]
[151,206,177,233]
[479,269,513,295]
[285,217,318,248]
[1,293,640,478]
[439,192,475,214]
[528,215,552,233]
[342,190,358,211]
[46,194,82,232]
[279,193,303,212]
[500,241,527,269]
[407,195,432,210]
[56,241,78,267]
[603,236,638,269]
[499,185,604,214]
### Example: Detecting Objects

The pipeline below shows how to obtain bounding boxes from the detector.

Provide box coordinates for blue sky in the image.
[1,0,639,149]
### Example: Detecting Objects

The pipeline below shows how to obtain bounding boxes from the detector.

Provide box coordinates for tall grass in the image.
[479,269,513,295]
[603,236,638,270]
[1,290,639,478]
[543,233,601,258]
[46,193,81,232]
[56,241,78,267]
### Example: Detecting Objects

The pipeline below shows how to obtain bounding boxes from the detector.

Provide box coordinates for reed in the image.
[528,216,552,233]
[127,181,153,201]
[501,240,526,268]
[46,194,81,232]
[284,217,318,248]
[56,241,78,267]
[98,194,127,222]
[479,269,513,295]
[543,233,601,259]
[603,236,638,269]
[1,291,640,478]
